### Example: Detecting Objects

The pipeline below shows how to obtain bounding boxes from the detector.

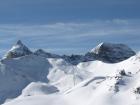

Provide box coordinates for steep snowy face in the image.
[85,42,136,63]
[3,55,51,82]
[3,40,32,59]
[34,49,61,58]
[0,54,51,104]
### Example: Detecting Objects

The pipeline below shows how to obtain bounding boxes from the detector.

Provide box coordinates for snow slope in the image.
[3,53,140,105]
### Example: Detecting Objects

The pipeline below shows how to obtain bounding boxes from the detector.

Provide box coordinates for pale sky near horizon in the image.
[0,0,140,57]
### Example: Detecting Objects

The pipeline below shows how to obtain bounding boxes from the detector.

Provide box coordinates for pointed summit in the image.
[90,42,104,54]
[16,40,23,45]
[3,40,32,59]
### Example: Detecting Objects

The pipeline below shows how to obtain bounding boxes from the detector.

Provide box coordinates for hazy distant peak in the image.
[3,40,32,59]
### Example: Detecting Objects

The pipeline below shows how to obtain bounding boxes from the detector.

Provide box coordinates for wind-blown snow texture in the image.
[0,40,140,105]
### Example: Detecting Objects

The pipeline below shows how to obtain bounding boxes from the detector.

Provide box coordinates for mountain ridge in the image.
[2,41,136,65]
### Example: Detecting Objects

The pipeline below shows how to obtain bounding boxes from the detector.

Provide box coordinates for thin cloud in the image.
[0,19,140,56]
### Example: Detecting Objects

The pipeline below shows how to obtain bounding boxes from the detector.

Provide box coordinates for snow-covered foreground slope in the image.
[0,54,89,104]
[2,53,140,105]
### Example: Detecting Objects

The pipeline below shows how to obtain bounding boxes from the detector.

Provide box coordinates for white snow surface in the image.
[2,53,140,105]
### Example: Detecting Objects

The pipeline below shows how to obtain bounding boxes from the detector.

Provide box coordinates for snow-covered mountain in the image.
[0,40,140,105]
[3,40,32,59]
[62,42,136,65]
[85,42,136,63]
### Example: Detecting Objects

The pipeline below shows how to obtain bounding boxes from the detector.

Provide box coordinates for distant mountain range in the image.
[3,40,136,64]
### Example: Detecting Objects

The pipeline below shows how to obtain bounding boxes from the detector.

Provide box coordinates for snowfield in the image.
[1,41,140,105]
[2,54,140,105]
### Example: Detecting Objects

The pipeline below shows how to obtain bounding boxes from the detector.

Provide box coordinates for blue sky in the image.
[0,0,140,56]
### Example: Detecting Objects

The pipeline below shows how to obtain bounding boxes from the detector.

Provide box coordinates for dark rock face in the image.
[134,87,140,94]
[85,43,136,63]
[119,70,126,76]
[4,40,32,59]
[62,55,84,65]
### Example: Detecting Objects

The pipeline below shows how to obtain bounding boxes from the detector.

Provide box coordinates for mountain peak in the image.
[90,42,104,54]
[16,40,23,46]
[86,42,136,63]
[3,40,32,59]
[91,42,135,54]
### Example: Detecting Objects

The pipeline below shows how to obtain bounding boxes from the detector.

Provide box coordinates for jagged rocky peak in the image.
[85,42,136,63]
[16,40,23,45]
[3,40,32,59]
